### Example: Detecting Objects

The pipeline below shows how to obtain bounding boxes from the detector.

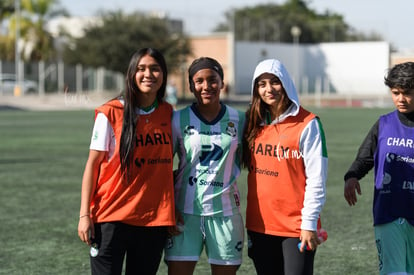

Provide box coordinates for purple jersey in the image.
[373,110,414,226]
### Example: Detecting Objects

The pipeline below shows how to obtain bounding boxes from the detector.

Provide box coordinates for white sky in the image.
[58,0,414,51]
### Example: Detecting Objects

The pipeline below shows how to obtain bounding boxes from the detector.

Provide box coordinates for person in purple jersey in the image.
[344,62,414,275]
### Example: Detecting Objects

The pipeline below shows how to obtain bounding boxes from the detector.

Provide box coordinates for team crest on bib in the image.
[226,122,237,137]
[184,125,196,135]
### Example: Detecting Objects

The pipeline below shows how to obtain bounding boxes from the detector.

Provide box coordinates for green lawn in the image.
[0,105,392,274]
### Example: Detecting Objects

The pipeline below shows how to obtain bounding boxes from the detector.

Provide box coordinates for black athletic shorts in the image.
[247,230,316,275]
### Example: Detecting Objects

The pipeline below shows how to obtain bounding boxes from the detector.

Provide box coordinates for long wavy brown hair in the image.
[242,77,291,168]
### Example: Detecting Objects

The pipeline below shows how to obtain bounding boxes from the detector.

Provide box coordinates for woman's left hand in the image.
[298,229,319,252]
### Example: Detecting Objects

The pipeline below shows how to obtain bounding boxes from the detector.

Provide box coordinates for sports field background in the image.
[0,97,392,274]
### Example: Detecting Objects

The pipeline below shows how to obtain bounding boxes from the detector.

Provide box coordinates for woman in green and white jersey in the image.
[164,57,245,275]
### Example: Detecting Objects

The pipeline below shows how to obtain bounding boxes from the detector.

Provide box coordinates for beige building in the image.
[169,32,233,99]
[391,52,414,66]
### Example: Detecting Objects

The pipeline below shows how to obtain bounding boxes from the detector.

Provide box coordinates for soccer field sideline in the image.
[0,106,391,274]
[0,93,113,111]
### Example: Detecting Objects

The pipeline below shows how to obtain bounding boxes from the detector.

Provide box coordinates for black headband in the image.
[188,58,224,83]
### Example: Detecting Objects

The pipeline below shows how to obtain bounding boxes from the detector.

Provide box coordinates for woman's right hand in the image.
[78,150,104,246]
[78,216,94,245]
[344,177,361,206]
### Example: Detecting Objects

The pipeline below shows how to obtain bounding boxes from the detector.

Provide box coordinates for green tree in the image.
[19,0,68,61]
[0,0,15,61]
[214,0,383,44]
[63,11,191,74]
[1,0,68,61]
[0,0,14,21]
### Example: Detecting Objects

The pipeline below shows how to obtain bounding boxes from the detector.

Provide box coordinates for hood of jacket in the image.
[252,59,300,118]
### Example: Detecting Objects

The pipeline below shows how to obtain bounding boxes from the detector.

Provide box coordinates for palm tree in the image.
[7,0,68,61]
[0,0,15,21]
[0,0,16,61]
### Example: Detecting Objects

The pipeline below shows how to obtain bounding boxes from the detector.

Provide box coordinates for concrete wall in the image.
[171,33,392,97]
[234,41,390,95]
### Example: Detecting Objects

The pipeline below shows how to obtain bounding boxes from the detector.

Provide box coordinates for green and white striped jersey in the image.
[172,103,245,216]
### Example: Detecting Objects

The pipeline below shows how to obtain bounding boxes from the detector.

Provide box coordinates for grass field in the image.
[0,104,393,274]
